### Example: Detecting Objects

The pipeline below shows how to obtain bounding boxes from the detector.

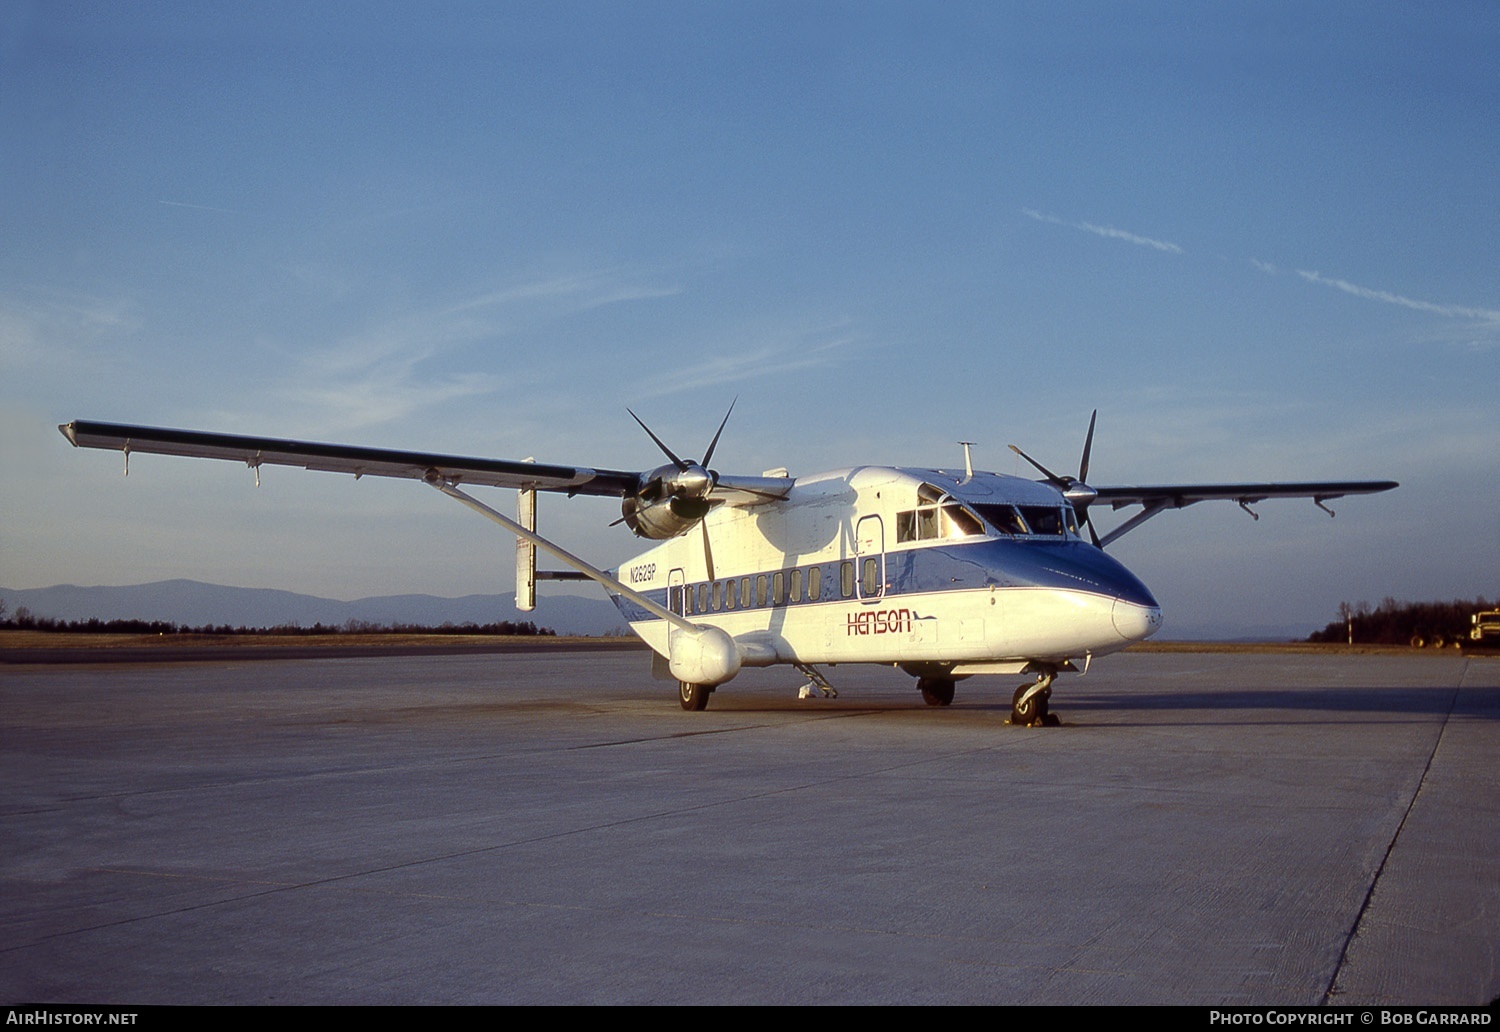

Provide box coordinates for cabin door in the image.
[855,515,885,603]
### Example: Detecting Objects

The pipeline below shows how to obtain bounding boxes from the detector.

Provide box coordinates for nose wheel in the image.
[1011,668,1060,726]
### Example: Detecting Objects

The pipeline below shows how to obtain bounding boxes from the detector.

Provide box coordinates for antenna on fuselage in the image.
[958,442,975,482]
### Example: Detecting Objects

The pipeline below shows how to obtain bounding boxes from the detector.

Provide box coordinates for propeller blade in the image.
[627,409,688,471]
[701,396,737,468]
[700,520,716,581]
[1079,409,1096,483]
[1013,411,1107,548]
[1008,443,1066,485]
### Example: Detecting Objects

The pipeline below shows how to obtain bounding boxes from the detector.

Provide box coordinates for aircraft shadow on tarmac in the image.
[688,682,1493,725]
[1058,683,1492,722]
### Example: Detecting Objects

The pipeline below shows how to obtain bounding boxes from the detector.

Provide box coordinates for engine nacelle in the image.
[668,625,742,686]
[621,495,712,539]
[620,462,715,539]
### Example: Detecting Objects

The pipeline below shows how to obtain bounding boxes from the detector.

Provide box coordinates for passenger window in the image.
[712,581,722,611]
[861,557,880,596]
[789,568,801,603]
[840,561,854,599]
[740,577,751,608]
[755,575,767,607]
[724,580,735,610]
[772,571,785,605]
[808,566,821,601]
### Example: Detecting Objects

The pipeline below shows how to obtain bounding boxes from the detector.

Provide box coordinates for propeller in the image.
[1009,410,1103,547]
[627,397,735,509]
[618,401,739,589]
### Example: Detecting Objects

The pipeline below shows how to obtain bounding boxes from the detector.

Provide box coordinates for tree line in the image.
[0,599,555,637]
[1306,597,1494,646]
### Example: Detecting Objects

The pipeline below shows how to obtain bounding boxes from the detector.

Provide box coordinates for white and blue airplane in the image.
[59,411,1396,725]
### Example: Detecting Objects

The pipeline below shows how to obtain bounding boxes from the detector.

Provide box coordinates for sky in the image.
[3,1,1497,637]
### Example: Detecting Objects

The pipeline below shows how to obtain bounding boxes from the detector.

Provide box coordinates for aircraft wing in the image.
[59,420,644,497]
[1087,479,1398,547]
[1092,480,1399,510]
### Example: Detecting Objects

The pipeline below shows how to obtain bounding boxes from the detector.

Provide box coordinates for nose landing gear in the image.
[1011,667,1061,726]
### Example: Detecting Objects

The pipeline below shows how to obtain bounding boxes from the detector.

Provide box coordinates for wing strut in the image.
[425,474,696,633]
[1096,500,1170,549]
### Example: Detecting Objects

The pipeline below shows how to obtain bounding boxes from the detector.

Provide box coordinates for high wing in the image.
[1089,480,1399,547]
[58,417,793,638]
[59,419,644,496]
[59,419,793,506]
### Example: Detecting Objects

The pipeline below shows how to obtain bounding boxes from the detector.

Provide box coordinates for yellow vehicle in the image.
[1471,610,1500,644]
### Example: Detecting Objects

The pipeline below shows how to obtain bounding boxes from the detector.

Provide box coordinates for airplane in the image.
[58,411,1397,726]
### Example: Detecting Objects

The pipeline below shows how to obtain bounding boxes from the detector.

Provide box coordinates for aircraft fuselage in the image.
[610,465,1164,682]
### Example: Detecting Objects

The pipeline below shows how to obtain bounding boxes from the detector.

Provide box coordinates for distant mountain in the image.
[0,580,626,636]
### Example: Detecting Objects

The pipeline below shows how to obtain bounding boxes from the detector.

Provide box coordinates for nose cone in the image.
[1112,597,1164,642]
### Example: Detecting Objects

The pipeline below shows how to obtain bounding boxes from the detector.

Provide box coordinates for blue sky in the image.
[3,1,1497,635]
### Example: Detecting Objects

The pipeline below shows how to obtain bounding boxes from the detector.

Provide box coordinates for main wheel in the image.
[918,677,955,707]
[679,681,712,711]
[1011,684,1049,726]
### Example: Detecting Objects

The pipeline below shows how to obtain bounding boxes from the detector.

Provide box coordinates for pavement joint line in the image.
[1321,667,1464,1004]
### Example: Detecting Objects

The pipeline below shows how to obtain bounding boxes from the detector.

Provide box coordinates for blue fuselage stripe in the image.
[608,539,1158,623]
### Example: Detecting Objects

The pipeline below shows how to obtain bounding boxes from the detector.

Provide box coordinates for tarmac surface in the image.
[2,647,1496,1005]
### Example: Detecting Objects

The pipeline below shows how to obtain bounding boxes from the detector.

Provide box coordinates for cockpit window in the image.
[1019,506,1063,536]
[942,505,983,538]
[974,503,1074,538]
[973,503,1027,536]
[896,486,985,544]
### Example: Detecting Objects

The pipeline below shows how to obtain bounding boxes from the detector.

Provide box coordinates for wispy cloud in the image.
[283,337,500,435]
[636,332,856,399]
[0,290,137,373]
[289,373,497,434]
[442,273,680,317]
[280,315,501,435]
[1295,270,1500,324]
[1022,208,1184,254]
[272,269,681,434]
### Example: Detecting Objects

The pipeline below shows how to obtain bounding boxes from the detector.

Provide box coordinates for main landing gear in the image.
[1010,666,1061,727]
[679,681,714,711]
[917,677,955,707]
[794,663,837,699]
